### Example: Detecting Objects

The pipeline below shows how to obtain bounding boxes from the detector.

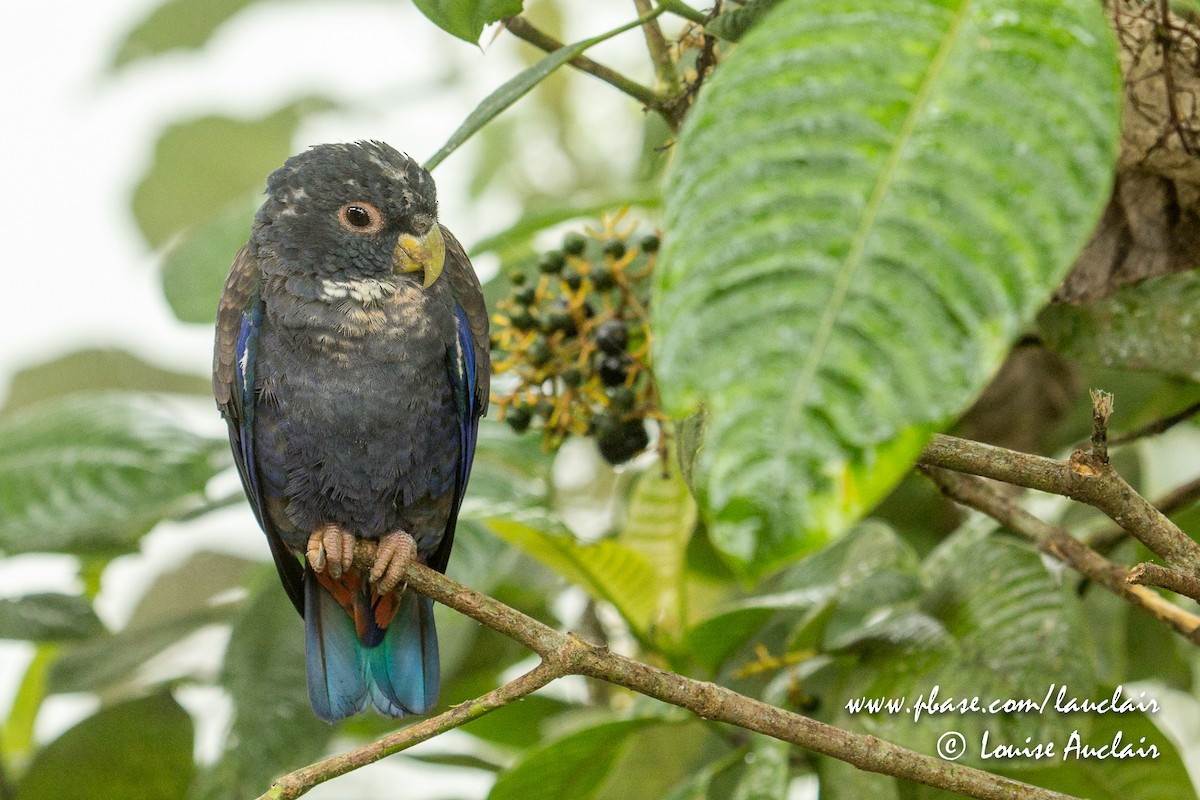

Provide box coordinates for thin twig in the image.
[918,433,1200,576]
[658,0,709,24]
[633,0,682,93]
[259,662,559,799]
[261,549,1085,800]
[922,467,1200,644]
[1089,389,1113,466]
[1128,562,1200,604]
[503,16,662,111]
[1108,397,1200,447]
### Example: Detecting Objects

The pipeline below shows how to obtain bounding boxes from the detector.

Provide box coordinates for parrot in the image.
[212,141,490,723]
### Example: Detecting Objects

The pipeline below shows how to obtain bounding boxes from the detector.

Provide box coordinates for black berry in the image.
[562,367,584,389]
[538,251,566,274]
[639,233,660,253]
[596,353,630,386]
[562,232,587,256]
[603,239,627,259]
[506,405,532,433]
[527,337,552,368]
[593,320,629,354]
[608,386,636,412]
[589,266,616,291]
[598,419,649,465]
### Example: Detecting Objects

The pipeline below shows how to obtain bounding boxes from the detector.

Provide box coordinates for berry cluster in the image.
[490,214,665,465]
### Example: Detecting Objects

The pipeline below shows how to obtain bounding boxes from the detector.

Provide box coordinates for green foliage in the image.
[653,0,1122,576]
[487,718,670,800]
[487,518,662,638]
[425,10,660,170]
[842,528,1093,767]
[1039,272,1200,379]
[0,393,225,557]
[162,195,260,324]
[0,349,210,417]
[113,0,271,67]
[0,594,103,641]
[413,0,525,44]
[11,0,1200,798]
[15,693,194,800]
[192,574,334,799]
[132,99,331,248]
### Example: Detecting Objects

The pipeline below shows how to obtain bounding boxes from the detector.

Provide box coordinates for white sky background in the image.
[0,1,654,796]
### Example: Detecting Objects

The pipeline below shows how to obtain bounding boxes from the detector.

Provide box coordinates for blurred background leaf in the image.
[14,692,194,800]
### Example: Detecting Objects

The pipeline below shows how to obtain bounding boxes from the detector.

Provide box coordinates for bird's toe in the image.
[371,530,417,594]
[308,523,355,579]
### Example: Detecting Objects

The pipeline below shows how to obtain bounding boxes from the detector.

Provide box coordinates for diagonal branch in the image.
[922,466,1200,643]
[257,662,559,800]
[503,16,664,111]
[1128,561,1200,604]
[918,433,1200,576]
[260,549,1085,800]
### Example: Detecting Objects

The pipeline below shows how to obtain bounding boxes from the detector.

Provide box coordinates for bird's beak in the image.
[392,226,446,289]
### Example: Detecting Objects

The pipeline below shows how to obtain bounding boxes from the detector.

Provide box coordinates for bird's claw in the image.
[371,531,417,594]
[307,523,355,579]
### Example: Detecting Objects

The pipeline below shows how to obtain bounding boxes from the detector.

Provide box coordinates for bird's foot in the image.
[306,523,355,579]
[370,530,417,594]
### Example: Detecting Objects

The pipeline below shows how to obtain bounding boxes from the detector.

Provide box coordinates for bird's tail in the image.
[303,565,439,723]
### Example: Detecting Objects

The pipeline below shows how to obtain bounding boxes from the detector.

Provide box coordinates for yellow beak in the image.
[392,226,446,288]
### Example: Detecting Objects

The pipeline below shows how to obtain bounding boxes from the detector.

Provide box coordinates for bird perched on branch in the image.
[213,141,489,722]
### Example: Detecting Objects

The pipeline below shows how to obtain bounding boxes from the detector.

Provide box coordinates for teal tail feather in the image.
[304,566,439,723]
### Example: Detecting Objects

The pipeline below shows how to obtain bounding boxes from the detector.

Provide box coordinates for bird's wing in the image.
[214,246,306,614]
[428,228,491,574]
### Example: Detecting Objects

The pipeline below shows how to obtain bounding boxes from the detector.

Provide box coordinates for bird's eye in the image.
[338,202,384,233]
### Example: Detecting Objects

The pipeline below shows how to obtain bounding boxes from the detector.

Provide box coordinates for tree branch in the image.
[1128,561,1200,604]
[918,433,1200,576]
[1085,474,1200,552]
[1108,397,1200,447]
[922,466,1200,644]
[258,662,559,800]
[632,0,682,94]
[503,16,663,111]
[260,550,1086,800]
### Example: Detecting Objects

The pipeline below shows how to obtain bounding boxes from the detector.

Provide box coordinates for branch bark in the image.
[258,553,1084,800]
[502,16,665,114]
[918,433,1200,576]
[922,466,1200,643]
[1128,561,1200,604]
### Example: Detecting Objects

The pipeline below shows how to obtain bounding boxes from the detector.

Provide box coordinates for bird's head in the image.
[253,141,445,289]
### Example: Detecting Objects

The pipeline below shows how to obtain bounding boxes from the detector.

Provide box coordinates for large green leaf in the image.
[618,463,697,634]
[15,692,194,800]
[652,0,1121,575]
[488,718,666,800]
[1039,272,1200,379]
[161,194,259,324]
[0,594,103,641]
[132,98,331,249]
[413,0,523,44]
[839,529,1094,768]
[112,0,264,67]
[683,520,919,671]
[0,393,226,557]
[1000,708,1198,800]
[0,349,210,417]
[487,519,660,637]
